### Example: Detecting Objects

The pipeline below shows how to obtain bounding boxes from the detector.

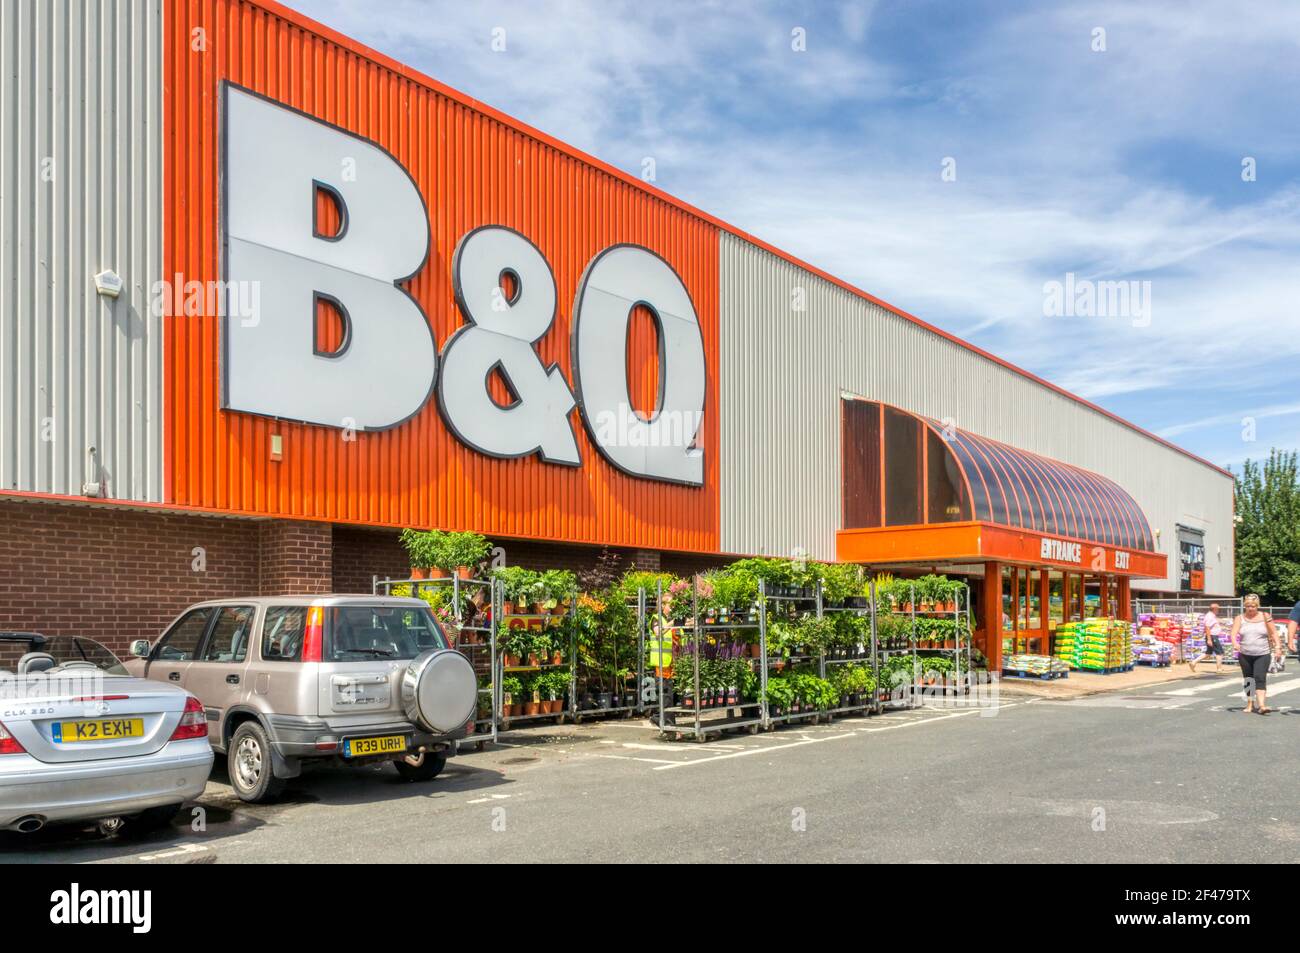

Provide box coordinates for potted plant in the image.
[501,675,523,718]
[522,673,542,716]
[491,565,540,615]
[433,531,491,579]
[502,628,531,668]
[539,569,577,614]
[398,528,438,579]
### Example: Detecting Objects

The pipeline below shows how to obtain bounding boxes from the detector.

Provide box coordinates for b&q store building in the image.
[0,0,1234,672]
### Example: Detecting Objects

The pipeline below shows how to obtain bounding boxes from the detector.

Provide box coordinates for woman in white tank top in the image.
[1230,594,1283,714]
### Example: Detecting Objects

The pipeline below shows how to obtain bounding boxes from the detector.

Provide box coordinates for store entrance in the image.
[999,566,1128,660]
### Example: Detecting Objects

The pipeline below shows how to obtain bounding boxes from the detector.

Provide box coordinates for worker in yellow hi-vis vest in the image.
[648,594,678,679]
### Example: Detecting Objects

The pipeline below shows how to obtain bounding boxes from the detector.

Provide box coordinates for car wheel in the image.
[131,803,183,831]
[393,751,447,782]
[228,721,285,803]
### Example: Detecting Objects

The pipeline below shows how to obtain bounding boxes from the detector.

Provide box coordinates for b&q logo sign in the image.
[220,85,706,486]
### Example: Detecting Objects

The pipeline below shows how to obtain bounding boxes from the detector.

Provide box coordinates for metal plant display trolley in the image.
[376,574,654,735]
[373,573,499,748]
[654,577,769,741]
[495,586,577,729]
[876,580,972,709]
[815,587,880,719]
[651,576,883,741]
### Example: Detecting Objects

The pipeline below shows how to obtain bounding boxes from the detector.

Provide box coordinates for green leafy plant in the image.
[815,562,861,602]
[616,569,676,602]
[795,614,837,653]
[398,528,438,570]
[762,674,796,709]
[491,566,542,605]
[539,569,577,608]
[435,531,491,572]
[500,675,523,699]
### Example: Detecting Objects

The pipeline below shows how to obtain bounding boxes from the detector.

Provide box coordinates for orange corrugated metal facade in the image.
[162,0,720,551]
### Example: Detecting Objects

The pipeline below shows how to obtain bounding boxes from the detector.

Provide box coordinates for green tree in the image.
[1234,449,1300,603]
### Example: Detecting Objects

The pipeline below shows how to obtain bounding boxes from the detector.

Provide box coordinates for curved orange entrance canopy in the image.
[836,400,1166,578]
[928,418,1154,552]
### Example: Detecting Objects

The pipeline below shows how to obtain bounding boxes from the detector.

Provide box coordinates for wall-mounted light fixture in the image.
[82,446,103,497]
[93,269,123,299]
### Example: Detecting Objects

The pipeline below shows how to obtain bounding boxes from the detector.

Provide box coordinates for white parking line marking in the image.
[1227,678,1300,699]
[595,753,682,765]
[139,843,209,862]
[652,731,857,770]
[1163,678,1241,696]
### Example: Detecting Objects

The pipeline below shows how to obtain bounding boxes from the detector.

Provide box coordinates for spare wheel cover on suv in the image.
[401,649,477,734]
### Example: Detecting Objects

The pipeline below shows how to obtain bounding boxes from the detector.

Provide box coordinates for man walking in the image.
[1189,602,1225,674]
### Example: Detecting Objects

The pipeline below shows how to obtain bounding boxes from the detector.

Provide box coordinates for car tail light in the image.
[0,721,26,755]
[169,696,208,741]
[302,605,324,662]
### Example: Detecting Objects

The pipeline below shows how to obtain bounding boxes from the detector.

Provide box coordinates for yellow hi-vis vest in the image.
[647,617,674,671]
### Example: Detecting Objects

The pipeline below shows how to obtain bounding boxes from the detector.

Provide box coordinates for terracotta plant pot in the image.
[409,566,429,580]
[503,600,516,615]
[456,566,473,580]
[524,701,541,716]
[527,653,539,667]
[509,704,522,717]
[428,567,449,579]
[551,651,563,665]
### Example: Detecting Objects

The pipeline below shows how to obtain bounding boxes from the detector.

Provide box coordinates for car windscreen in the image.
[323,605,448,661]
[36,636,129,675]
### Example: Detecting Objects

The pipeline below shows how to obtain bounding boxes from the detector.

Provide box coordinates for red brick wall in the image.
[0,499,730,664]
[331,526,713,593]
[258,520,333,595]
[0,500,262,658]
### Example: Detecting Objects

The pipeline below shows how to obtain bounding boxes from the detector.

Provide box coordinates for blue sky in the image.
[292,0,1300,471]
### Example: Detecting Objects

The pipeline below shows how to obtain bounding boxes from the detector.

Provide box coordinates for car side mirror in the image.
[129,639,152,658]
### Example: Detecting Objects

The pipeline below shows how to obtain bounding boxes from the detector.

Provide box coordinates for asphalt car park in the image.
[10,675,1294,865]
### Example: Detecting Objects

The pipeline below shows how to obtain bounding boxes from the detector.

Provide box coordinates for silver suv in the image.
[126,596,477,803]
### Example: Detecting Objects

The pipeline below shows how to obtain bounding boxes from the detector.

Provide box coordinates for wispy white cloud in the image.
[289,0,1300,468]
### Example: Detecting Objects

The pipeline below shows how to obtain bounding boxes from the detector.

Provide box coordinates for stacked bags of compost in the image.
[1054,622,1081,669]
[1075,618,1112,671]
[1002,653,1069,675]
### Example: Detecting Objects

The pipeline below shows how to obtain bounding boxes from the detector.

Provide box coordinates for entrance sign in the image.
[1040,537,1083,564]
[221,85,705,485]
[222,86,437,431]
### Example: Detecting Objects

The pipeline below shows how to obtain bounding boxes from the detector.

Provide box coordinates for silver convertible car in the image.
[0,632,213,834]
